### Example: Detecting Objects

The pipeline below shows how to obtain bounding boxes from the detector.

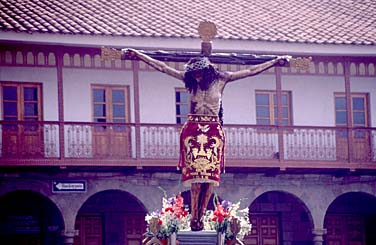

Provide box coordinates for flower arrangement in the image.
[144,190,251,245]
[145,193,190,240]
[203,199,252,243]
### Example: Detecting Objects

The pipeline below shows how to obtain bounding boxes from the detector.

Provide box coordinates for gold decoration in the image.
[101,47,122,61]
[290,57,312,71]
[198,124,210,133]
[184,132,222,175]
[198,21,217,42]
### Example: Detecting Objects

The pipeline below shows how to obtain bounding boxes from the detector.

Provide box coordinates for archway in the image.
[74,190,147,245]
[246,191,314,245]
[0,190,64,245]
[324,192,376,245]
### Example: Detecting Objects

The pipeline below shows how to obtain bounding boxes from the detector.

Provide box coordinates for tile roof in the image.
[0,0,375,45]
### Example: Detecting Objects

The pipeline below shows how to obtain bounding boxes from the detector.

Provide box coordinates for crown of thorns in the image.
[184,57,211,72]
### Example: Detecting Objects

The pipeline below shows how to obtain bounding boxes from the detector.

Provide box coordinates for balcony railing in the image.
[0,121,375,168]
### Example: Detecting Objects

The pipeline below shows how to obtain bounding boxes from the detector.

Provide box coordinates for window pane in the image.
[352,97,364,110]
[335,97,346,110]
[4,102,18,116]
[256,94,269,105]
[273,94,288,105]
[282,94,288,105]
[273,107,289,118]
[176,92,181,102]
[112,90,125,103]
[24,87,38,101]
[176,104,189,115]
[353,112,365,125]
[24,103,38,116]
[282,107,288,117]
[94,104,106,117]
[3,86,17,100]
[94,118,106,123]
[180,92,189,103]
[256,107,270,117]
[282,119,289,125]
[176,91,189,103]
[4,116,17,121]
[93,89,105,102]
[113,105,125,117]
[113,119,125,123]
[257,119,270,125]
[336,111,347,124]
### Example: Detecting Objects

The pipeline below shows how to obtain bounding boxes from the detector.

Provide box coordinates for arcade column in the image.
[61,229,79,245]
[312,228,327,245]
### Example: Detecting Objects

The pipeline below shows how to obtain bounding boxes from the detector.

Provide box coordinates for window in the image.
[175,88,190,124]
[91,85,131,158]
[1,82,43,157]
[92,85,130,124]
[1,82,42,122]
[334,93,370,161]
[335,93,368,127]
[255,91,292,125]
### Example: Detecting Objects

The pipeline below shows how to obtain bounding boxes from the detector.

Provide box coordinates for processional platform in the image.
[177,230,220,245]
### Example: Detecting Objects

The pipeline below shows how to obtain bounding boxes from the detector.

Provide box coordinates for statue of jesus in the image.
[102,21,293,231]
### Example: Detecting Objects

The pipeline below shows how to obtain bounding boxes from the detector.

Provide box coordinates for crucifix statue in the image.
[102,21,309,231]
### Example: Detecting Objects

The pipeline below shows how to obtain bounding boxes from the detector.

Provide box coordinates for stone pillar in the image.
[61,229,79,245]
[312,228,326,245]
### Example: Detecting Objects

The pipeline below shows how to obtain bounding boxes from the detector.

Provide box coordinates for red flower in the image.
[213,203,229,224]
[182,210,188,217]
[158,219,162,225]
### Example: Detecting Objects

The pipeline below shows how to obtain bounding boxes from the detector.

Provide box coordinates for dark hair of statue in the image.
[183,62,224,126]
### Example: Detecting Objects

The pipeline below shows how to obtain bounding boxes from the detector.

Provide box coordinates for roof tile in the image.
[0,0,375,45]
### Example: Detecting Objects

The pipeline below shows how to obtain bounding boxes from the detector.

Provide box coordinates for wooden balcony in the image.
[1,121,375,171]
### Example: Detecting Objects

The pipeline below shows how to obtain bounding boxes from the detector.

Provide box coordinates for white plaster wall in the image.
[283,75,345,126]
[0,66,58,121]
[138,71,183,123]
[137,71,374,127]
[351,77,376,127]
[223,74,276,124]
[63,68,134,122]
[1,66,374,128]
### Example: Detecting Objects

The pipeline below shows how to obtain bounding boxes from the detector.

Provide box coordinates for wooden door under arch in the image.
[244,213,280,245]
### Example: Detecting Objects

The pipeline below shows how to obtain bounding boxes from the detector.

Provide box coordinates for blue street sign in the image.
[52,181,86,193]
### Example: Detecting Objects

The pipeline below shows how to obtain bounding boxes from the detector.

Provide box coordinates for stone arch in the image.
[246,190,314,244]
[0,190,64,244]
[74,189,148,245]
[324,191,376,244]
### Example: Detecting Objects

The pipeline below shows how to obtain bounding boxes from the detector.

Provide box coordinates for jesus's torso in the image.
[190,79,226,115]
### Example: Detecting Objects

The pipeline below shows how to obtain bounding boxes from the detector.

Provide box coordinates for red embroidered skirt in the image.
[178,114,225,187]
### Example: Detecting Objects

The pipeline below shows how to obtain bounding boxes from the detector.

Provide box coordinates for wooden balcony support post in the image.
[275,66,285,166]
[344,60,353,163]
[56,49,65,160]
[132,60,142,165]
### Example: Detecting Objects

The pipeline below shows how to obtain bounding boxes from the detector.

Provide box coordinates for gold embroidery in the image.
[198,124,210,132]
[183,133,222,176]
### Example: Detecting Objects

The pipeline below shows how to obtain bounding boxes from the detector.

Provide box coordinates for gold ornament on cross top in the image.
[198,21,217,42]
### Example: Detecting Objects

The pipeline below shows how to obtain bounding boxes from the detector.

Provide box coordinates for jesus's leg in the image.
[197,183,213,230]
[190,183,201,231]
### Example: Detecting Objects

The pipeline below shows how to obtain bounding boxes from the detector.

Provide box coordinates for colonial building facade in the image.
[0,1,376,245]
